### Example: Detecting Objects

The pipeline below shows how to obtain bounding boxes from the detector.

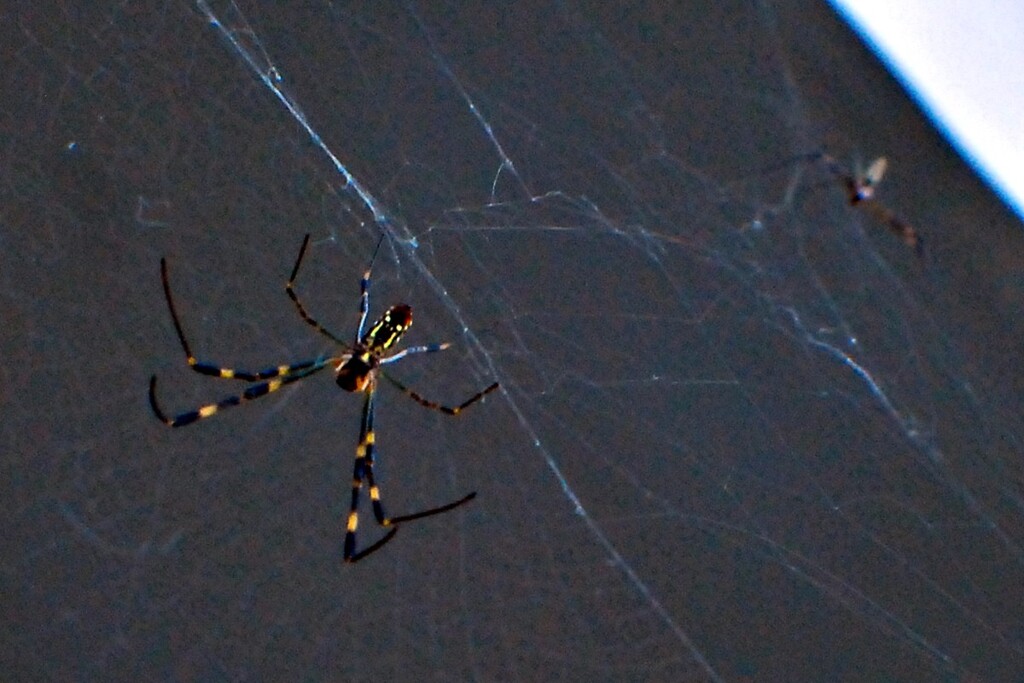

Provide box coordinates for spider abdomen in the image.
[363,304,412,352]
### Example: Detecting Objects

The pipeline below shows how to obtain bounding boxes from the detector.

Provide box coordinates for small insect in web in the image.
[817,152,924,255]
[149,234,499,563]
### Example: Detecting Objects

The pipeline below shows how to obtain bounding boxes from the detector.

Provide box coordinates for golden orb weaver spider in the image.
[149,234,499,563]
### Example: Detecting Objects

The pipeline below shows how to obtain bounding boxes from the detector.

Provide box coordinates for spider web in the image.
[4,0,1024,680]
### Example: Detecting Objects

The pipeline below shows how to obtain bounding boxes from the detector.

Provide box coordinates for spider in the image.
[149,234,499,563]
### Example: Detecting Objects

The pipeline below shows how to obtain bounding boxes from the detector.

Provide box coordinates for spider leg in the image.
[343,381,480,563]
[379,342,451,365]
[149,359,334,427]
[344,525,398,564]
[355,234,386,342]
[388,491,477,525]
[160,257,325,382]
[286,234,347,345]
[345,387,398,563]
[381,371,499,415]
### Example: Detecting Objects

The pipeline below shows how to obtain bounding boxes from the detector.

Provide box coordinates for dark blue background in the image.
[3,1,1022,679]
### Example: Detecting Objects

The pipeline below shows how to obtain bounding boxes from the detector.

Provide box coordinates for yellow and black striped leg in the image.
[189,358,322,383]
[360,390,477,525]
[161,256,324,382]
[345,390,398,563]
[342,388,477,563]
[149,360,333,428]
[286,234,347,345]
[381,371,499,416]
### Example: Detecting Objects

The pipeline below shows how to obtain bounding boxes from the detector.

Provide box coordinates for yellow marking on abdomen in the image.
[219,369,235,379]
[199,405,218,418]
[369,485,380,501]
[347,512,358,532]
